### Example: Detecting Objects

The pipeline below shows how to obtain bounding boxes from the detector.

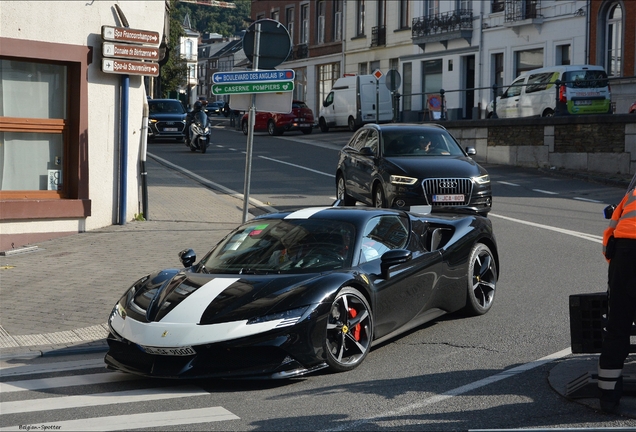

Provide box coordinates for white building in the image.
[0,1,166,251]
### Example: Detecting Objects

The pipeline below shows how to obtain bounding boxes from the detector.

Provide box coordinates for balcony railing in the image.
[505,0,541,22]
[371,25,386,47]
[411,9,473,49]
[292,44,308,60]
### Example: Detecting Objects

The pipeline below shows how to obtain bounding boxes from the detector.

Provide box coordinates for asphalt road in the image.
[2,126,634,430]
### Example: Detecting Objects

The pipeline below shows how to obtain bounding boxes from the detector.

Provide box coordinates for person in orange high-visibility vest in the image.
[598,174,636,414]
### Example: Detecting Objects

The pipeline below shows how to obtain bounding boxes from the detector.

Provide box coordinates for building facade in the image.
[250,0,345,114]
[252,0,634,119]
[0,2,166,251]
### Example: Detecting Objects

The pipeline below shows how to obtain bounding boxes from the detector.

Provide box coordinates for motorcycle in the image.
[186,110,211,153]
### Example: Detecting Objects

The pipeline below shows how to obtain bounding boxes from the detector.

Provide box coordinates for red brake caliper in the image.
[348,307,361,341]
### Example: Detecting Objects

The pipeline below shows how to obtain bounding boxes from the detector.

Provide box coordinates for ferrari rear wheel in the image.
[325,287,373,372]
[464,243,497,316]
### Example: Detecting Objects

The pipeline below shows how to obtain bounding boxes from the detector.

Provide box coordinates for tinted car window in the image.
[359,215,408,263]
[381,129,464,157]
[503,77,524,98]
[365,130,379,155]
[149,100,185,114]
[348,129,369,151]
[564,70,609,88]
[526,72,555,93]
[200,218,355,274]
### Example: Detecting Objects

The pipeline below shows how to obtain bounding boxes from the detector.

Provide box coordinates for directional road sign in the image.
[212,81,294,96]
[212,70,295,84]
[102,42,159,61]
[102,58,159,77]
[101,26,160,46]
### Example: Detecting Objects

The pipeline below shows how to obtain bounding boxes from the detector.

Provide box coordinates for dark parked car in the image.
[206,100,225,116]
[104,206,498,379]
[241,100,315,136]
[147,99,187,142]
[336,124,492,215]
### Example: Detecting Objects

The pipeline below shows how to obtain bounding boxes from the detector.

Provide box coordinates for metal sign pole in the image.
[242,23,261,223]
[376,79,379,123]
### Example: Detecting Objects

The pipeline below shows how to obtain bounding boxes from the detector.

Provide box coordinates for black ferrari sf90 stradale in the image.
[105,206,499,379]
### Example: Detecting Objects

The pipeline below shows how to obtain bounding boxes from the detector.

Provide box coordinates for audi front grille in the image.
[422,178,473,206]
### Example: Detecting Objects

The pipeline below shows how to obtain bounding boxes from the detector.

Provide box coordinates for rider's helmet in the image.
[193,100,203,111]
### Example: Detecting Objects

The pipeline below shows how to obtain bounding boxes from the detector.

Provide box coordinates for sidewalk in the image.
[0,155,246,358]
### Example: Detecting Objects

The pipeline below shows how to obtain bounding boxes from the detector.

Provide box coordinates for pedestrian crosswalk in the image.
[0,356,240,431]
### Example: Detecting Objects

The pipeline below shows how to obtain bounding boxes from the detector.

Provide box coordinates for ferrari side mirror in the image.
[178,248,197,268]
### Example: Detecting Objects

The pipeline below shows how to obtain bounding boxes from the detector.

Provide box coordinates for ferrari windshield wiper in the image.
[238,268,268,275]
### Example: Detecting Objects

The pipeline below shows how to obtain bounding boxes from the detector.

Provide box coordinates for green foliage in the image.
[175,0,250,37]
[133,213,146,221]
[158,0,250,98]
[160,0,189,97]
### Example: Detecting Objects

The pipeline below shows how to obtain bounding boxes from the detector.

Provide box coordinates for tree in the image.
[175,0,250,37]
[160,0,188,98]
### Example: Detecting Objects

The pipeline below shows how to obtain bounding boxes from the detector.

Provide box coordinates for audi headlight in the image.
[390,175,418,185]
[472,174,490,185]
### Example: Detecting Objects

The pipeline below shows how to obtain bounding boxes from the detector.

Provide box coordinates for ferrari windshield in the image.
[199,218,356,274]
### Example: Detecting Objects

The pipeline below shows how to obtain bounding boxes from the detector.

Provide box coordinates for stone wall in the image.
[442,114,636,175]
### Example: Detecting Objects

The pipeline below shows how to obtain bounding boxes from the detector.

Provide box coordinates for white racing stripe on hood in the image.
[161,277,240,323]
[111,314,287,347]
[284,207,330,219]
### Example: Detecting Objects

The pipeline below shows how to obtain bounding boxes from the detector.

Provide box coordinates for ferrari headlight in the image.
[114,303,127,319]
[390,175,418,185]
[247,306,310,328]
[472,174,490,185]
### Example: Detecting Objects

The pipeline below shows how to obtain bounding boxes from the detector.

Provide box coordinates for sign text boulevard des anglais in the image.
[212,70,295,84]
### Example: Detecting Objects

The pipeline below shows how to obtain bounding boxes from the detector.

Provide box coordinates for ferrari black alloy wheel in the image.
[325,287,373,372]
[337,175,356,206]
[465,243,497,315]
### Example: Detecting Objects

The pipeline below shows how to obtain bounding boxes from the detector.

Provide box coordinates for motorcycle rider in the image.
[185,100,206,146]
[598,173,636,413]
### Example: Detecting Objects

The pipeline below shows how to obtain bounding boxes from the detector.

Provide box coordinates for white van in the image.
[319,74,393,132]
[486,65,611,118]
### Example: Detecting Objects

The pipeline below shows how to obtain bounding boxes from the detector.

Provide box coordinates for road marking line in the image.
[0,371,138,393]
[489,213,603,243]
[258,155,335,177]
[0,407,239,431]
[497,181,520,186]
[0,386,207,415]
[326,348,571,431]
[573,197,603,203]
[532,189,559,195]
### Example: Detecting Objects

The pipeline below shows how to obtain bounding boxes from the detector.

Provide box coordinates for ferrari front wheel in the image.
[464,243,497,316]
[325,287,373,372]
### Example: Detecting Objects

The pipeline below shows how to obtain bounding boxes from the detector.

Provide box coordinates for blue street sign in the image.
[212,70,295,84]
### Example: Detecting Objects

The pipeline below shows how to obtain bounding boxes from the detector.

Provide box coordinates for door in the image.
[356,215,442,339]
[464,55,475,119]
[343,129,369,198]
[498,76,525,118]
[355,129,380,203]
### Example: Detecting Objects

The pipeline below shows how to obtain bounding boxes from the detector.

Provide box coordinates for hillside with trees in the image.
[175,0,251,37]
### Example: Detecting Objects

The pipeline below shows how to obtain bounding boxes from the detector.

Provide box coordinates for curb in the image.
[0,340,108,361]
